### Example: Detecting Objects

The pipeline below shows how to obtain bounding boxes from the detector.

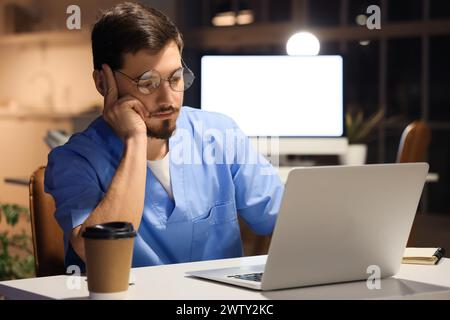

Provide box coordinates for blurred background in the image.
[0,0,449,279]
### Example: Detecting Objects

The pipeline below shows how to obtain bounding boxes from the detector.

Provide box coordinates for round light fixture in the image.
[286,32,320,56]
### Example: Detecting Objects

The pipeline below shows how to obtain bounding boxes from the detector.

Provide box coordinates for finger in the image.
[131,106,146,121]
[130,102,146,121]
[100,71,109,117]
[102,64,118,108]
[122,95,150,119]
[115,95,147,120]
[135,103,149,121]
[101,71,107,96]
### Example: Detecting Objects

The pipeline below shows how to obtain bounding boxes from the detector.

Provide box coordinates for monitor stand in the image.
[249,137,349,184]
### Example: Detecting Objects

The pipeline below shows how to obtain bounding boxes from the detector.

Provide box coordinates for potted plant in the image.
[340,108,385,165]
[0,204,35,280]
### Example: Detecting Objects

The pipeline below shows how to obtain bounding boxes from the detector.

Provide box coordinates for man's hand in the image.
[101,64,148,141]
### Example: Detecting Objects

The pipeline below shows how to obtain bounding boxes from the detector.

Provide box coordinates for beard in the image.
[145,105,179,139]
[146,118,176,139]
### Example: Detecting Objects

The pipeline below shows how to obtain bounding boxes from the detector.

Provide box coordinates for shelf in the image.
[0,109,97,121]
[0,29,90,46]
[184,19,450,49]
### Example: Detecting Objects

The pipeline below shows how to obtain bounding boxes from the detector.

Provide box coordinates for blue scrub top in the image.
[45,106,284,270]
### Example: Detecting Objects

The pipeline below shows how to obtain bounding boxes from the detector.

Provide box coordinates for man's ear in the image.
[93,69,105,97]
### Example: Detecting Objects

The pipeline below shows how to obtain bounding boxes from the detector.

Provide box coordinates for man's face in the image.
[115,41,183,139]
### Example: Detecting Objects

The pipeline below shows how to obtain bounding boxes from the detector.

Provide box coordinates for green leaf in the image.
[354,109,385,142]
[0,203,35,280]
[345,108,385,144]
[0,204,29,226]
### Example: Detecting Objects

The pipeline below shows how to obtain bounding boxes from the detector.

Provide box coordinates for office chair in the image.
[29,166,65,277]
[397,120,431,163]
[238,217,272,256]
[396,121,432,246]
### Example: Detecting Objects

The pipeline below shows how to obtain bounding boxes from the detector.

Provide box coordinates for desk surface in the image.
[1,256,450,300]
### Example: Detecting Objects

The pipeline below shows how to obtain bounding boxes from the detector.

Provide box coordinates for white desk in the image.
[1,256,450,300]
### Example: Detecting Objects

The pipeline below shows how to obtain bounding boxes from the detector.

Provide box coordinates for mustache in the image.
[149,106,177,116]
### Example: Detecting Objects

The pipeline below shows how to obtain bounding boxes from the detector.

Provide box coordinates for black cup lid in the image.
[82,222,137,240]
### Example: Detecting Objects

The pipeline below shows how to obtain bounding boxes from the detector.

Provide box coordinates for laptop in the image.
[186,163,429,291]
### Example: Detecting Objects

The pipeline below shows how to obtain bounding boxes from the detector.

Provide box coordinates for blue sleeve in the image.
[45,146,105,265]
[230,124,284,236]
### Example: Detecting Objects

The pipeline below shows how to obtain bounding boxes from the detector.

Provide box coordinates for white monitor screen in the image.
[201,55,344,137]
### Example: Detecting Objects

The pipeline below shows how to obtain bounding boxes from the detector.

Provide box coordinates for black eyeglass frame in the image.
[114,60,195,94]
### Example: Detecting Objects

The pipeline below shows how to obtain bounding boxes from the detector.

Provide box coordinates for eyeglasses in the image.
[115,62,195,95]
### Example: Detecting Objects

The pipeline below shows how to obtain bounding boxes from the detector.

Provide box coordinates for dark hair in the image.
[91,2,183,70]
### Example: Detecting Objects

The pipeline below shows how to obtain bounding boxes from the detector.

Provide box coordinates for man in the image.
[45,2,283,270]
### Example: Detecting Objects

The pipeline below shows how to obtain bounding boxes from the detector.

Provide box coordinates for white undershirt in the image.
[147,152,173,199]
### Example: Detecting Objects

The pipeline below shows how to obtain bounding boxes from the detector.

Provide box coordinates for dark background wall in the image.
[175,0,450,215]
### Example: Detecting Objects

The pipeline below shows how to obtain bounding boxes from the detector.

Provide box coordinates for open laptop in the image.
[186,163,429,291]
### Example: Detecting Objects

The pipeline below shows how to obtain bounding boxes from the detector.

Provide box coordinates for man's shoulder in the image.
[53,117,103,150]
[78,116,115,141]
[47,116,121,164]
[180,106,237,129]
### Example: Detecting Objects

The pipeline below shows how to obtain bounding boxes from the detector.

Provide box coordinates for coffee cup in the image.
[82,221,136,299]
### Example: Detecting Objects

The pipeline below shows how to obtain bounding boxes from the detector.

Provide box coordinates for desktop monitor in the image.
[200,55,347,155]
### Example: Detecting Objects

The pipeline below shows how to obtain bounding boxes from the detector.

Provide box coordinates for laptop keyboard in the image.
[227,272,264,282]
